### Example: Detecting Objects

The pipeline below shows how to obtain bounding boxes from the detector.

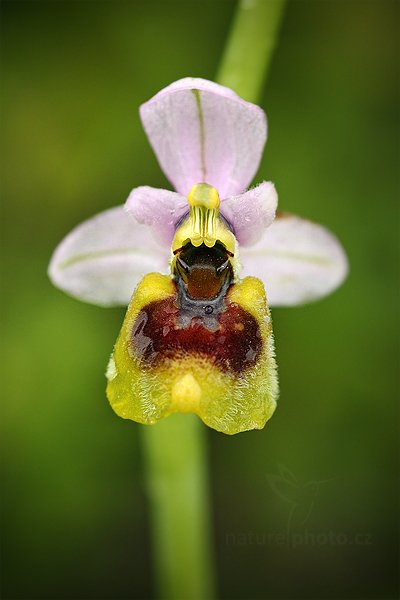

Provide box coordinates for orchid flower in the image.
[48,78,348,435]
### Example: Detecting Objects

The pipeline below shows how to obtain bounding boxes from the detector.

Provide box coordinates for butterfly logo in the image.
[266,464,332,538]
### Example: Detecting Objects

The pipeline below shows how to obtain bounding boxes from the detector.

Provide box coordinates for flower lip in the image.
[106,272,278,435]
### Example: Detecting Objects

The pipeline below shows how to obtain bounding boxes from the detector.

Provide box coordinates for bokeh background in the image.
[1,1,398,598]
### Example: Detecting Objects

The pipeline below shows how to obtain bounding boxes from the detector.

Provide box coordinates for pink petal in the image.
[140,77,267,198]
[48,206,166,307]
[125,186,188,246]
[221,182,278,246]
[239,213,349,306]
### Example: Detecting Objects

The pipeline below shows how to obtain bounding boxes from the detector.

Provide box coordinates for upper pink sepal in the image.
[140,77,267,198]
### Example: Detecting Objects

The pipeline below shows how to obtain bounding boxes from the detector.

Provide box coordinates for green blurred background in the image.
[1,0,398,598]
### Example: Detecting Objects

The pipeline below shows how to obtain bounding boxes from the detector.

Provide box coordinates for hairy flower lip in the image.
[106,272,278,435]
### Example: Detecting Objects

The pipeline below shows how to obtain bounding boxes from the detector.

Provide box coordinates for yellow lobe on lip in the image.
[171,372,201,413]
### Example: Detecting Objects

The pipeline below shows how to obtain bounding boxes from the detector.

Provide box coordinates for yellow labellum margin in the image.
[106,272,278,435]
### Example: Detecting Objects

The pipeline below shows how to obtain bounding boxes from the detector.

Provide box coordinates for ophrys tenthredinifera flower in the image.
[49,78,348,435]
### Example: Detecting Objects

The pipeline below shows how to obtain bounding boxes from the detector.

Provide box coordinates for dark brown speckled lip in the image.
[129,289,262,375]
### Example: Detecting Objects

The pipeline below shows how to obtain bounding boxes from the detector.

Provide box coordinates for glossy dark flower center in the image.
[129,241,262,375]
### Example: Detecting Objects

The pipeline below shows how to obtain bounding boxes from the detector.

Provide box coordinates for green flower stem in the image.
[142,2,287,599]
[142,415,214,600]
[217,0,287,103]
